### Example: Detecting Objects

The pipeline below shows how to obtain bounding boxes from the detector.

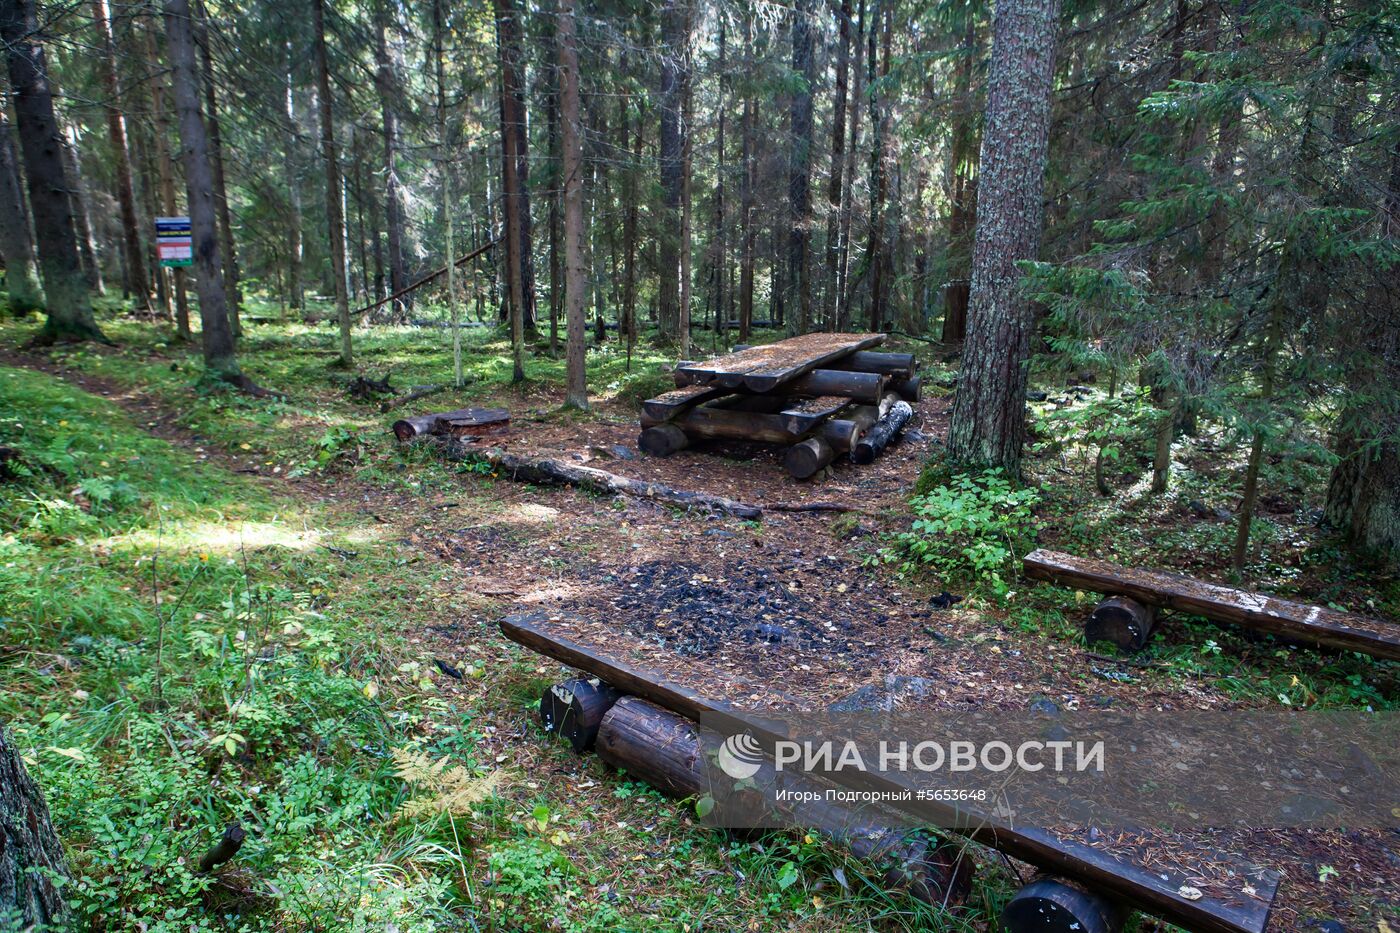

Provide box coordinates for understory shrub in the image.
[883,469,1042,595]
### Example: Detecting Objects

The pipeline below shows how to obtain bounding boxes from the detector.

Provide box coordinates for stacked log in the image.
[593,696,974,909]
[643,335,919,479]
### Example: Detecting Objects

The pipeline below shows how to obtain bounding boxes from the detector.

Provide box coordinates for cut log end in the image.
[784,437,835,480]
[1086,596,1158,652]
[1002,877,1126,933]
[639,423,690,458]
[540,678,623,753]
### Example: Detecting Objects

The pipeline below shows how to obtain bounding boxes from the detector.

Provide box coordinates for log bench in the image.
[1023,548,1400,660]
[501,611,1279,933]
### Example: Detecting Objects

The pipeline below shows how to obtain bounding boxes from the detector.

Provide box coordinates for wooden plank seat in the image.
[500,611,1279,933]
[1023,549,1400,660]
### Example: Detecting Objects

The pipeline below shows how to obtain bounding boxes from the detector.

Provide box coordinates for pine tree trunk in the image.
[1,0,104,343]
[166,0,244,385]
[837,0,865,330]
[195,2,241,336]
[283,47,304,312]
[0,726,69,929]
[737,11,756,343]
[0,112,43,313]
[945,0,1060,475]
[559,0,587,408]
[622,60,640,367]
[1323,119,1400,557]
[93,0,151,310]
[788,0,815,335]
[656,0,687,343]
[59,123,103,296]
[712,19,726,339]
[822,0,852,333]
[375,1,408,319]
[493,0,531,379]
[865,0,893,332]
[311,0,351,366]
[146,21,191,338]
[942,16,978,341]
[547,59,561,355]
[678,44,693,357]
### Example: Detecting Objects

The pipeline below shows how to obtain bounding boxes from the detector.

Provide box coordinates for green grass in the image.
[0,328,1014,930]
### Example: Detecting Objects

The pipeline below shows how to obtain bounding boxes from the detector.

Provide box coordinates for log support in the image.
[1086,596,1157,652]
[784,437,834,480]
[638,423,690,457]
[595,697,973,909]
[540,678,622,752]
[1002,876,1126,933]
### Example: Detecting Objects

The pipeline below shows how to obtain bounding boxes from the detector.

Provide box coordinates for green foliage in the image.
[883,470,1042,595]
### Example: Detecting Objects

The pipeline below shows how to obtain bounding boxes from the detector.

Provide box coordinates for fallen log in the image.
[540,678,622,752]
[596,697,973,909]
[1087,596,1157,652]
[1003,876,1126,933]
[391,407,510,442]
[1022,548,1400,662]
[851,400,913,464]
[379,384,448,413]
[445,444,764,519]
[499,612,1279,933]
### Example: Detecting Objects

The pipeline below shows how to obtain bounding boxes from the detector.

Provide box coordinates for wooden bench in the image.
[501,611,1279,933]
[1023,548,1400,660]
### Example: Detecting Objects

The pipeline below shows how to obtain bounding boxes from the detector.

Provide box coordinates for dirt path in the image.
[7,350,1396,930]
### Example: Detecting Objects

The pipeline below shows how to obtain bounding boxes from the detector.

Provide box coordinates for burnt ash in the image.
[580,558,883,660]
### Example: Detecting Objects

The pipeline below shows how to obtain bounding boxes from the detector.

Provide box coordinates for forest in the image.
[0,0,1398,929]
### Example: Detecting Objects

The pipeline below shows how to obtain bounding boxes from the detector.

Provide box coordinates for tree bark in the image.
[656,0,687,343]
[1323,111,1400,557]
[865,0,894,332]
[311,0,351,366]
[194,1,240,337]
[0,0,104,342]
[493,0,532,380]
[546,49,561,356]
[621,51,640,368]
[166,0,246,386]
[59,121,103,296]
[942,15,979,341]
[946,0,1060,475]
[837,0,866,330]
[737,11,756,343]
[374,2,408,320]
[0,109,42,313]
[92,0,151,310]
[146,21,190,338]
[283,43,304,312]
[0,725,69,929]
[788,0,815,336]
[822,0,852,333]
[558,0,587,408]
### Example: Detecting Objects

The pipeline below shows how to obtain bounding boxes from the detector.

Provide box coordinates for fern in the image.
[392,748,503,821]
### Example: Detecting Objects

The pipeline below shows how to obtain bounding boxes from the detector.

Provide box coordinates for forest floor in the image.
[1,307,1397,932]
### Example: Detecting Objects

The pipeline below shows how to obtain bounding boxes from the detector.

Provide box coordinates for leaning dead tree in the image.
[0,726,70,928]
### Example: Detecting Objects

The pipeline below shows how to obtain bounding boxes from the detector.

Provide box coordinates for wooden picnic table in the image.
[676,332,885,392]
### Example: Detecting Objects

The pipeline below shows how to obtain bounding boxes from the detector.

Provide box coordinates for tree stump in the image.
[1086,595,1157,652]
[0,726,70,929]
[1002,876,1125,933]
[540,678,622,752]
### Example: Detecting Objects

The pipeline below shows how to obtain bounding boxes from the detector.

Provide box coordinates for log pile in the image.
[642,333,919,479]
